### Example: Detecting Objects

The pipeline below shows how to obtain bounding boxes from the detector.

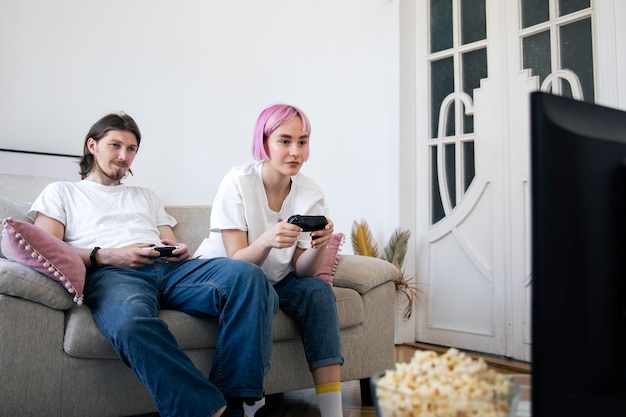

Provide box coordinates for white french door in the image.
[410,0,620,361]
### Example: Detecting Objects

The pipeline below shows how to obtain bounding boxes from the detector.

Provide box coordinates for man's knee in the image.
[229,261,277,310]
[228,260,269,289]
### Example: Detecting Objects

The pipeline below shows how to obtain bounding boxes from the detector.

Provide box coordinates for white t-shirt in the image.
[28,180,176,249]
[194,160,328,284]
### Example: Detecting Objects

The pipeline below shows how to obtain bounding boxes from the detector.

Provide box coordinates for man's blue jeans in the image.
[85,257,278,417]
[273,273,344,371]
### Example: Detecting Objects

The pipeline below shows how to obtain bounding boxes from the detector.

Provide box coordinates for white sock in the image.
[316,382,343,417]
[243,397,265,417]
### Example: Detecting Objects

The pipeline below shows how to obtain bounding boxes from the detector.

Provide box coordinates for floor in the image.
[400,342,531,375]
[266,343,531,417]
[135,343,531,417]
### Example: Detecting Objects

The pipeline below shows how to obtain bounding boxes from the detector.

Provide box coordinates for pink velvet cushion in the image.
[1,218,85,305]
[315,232,345,285]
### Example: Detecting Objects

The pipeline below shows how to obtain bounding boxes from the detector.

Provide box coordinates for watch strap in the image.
[90,246,101,269]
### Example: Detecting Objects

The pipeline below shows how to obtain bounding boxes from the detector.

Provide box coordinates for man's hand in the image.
[143,240,190,262]
[96,243,189,268]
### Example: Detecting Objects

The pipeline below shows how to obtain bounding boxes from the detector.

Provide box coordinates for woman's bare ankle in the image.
[212,405,227,417]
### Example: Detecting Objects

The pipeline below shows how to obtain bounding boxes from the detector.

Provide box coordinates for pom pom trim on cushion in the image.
[315,232,345,285]
[1,218,84,305]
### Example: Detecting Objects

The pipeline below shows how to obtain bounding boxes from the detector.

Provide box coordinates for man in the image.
[29,112,276,417]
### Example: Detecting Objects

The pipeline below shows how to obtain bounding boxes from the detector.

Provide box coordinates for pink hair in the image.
[252,104,311,161]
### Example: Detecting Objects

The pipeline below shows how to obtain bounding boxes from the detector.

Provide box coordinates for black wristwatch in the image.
[90,247,101,269]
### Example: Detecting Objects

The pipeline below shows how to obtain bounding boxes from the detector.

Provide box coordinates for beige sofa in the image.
[0,173,398,417]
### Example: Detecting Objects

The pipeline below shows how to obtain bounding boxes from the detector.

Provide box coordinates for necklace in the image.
[268,195,285,222]
[266,181,291,222]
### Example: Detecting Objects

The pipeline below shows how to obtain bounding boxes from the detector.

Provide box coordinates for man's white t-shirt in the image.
[28,180,176,249]
[194,160,328,284]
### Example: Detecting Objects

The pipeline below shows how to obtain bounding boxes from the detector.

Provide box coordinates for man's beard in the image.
[95,160,128,182]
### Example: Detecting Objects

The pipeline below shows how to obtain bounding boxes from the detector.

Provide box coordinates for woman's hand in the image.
[262,221,302,249]
[292,218,335,278]
[309,218,335,250]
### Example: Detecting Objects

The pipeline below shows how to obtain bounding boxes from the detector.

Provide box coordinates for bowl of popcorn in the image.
[371,348,520,417]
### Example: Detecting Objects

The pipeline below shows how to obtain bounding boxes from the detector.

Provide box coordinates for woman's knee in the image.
[307,278,337,303]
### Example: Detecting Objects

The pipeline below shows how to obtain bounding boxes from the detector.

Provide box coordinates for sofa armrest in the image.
[0,258,74,310]
[332,254,399,295]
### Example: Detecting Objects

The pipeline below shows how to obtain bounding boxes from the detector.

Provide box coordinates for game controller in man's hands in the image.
[287,215,328,232]
[148,245,182,257]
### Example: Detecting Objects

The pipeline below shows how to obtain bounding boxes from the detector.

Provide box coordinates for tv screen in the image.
[531,91,626,415]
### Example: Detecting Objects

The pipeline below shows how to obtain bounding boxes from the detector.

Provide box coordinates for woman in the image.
[195,104,344,417]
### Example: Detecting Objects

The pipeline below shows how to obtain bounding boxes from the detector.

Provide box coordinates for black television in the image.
[531,91,626,415]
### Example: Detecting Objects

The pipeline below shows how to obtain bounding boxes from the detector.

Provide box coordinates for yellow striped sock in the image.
[315,381,341,394]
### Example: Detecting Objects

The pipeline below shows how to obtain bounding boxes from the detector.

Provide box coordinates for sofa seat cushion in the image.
[272,286,364,341]
[63,286,365,359]
[63,306,220,359]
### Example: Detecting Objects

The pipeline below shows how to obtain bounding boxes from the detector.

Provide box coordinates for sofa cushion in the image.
[0,258,75,310]
[333,286,365,328]
[1,218,85,305]
[63,286,365,359]
[0,196,31,259]
[165,205,212,255]
[333,255,400,294]
[0,173,59,203]
[63,306,220,359]
[315,232,345,284]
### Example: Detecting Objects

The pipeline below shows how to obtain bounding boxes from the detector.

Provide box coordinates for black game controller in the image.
[149,245,182,257]
[287,215,328,232]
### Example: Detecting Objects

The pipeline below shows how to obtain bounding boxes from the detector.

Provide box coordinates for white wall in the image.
[0,0,401,253]
[616,0,626,108]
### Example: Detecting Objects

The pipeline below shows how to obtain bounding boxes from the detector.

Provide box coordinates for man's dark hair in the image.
[78,112,141,179]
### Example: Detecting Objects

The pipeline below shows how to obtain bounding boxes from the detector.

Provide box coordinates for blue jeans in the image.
[273,273,344,371]
[85,258,278,417]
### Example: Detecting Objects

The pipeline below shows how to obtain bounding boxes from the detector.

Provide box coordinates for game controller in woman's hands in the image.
[287,215,328,232]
